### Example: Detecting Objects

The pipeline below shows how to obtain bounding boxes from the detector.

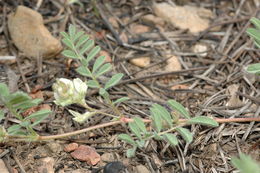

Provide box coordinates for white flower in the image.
[68,110,96,123]
[52,78,87,106]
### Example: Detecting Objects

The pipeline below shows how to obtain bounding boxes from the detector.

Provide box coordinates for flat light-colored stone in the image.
[142,14,165,26]
[193,44,208,57]
[8,6,62,58]
[37,157,55,173]
[130,57,150,68]
[153,3,213,33]
[165,55,182,72]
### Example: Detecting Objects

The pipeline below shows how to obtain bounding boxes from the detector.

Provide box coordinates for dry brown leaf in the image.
[70,145,100,165]
[8,6,62,58]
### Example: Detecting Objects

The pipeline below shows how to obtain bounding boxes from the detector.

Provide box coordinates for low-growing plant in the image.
[0,24,219,158]
[58,25,219,157]
[0,83,51,141]
[246,17,260,75]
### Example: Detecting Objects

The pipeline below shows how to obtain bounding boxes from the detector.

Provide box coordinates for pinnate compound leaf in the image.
[104,73,124,90]
[93,55,106,73]
[62,50,78,59]
[87,80,99,88]
[246,63,260,74]
[168,100,190,119]
[126,147,137,158]
[76,35,89,49]
[152,104,172,127]
[76,66,92,77]
[86,46,100,63]
[94,63,112,77]
[80,40,94,55]
[176,127,193,143]
[188,116,219,127]
[113,97,129,105]
[118,134,136,145]
[164,133,178,146]
[129,121,142,140]
[0,83,10,99]
[150,107,163,132]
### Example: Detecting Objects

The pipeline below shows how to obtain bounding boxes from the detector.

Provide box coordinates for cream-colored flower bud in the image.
[52,78,87,106]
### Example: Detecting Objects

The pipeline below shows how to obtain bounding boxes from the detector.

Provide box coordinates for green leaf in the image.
[8,92,31,105]
[168,100,190,119]
[99,88,109,100]
[86,46,100,63]
[129,121,142,140]
[69,24,76,38]
[13,99,42,112]
[136,140,145,148]
[94,63,112,77]
[133,117,147,133]
[62,50,78,59]
[0,83,10,99]
[25,109,51,121]
[62,38,74,50]
[80,40,94,55]
[231,153,260,173]
[60,31,70,39]
[104,73,124,90]
[0,110,5,122]
[75,35,89,49]
[150,107,163,132]
[7,124,21,134]
[250,17,260,30]
[87,80,99,88]
[31,110,51,127]
[246,28,260,44]
[126,147,137,158]
[152,104,172,127]
[76,66,92,77]
[93,55,106,73]
[19,121,30,127]
[118,134,136,145]
[188,116,219,127]
[72,30,84,42]
[113,97,129,105]
[176,127,193,143]
[247,63,260,74]
[164,133,178,146]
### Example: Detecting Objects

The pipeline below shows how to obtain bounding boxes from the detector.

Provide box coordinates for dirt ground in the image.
[0,0,259,173]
